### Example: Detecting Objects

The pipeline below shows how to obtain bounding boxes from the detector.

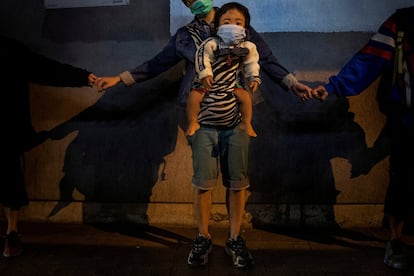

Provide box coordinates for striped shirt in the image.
[194,37,260,128]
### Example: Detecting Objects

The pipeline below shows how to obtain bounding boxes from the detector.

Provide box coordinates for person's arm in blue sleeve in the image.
[324,49,391,97]
[313,12,397,100]
[96,32,184,90]
[119,33,183,86]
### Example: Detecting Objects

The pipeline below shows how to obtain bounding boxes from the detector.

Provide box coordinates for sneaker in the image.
[3,231,23,258]
[187,234,213,266]
[225,236,253,268]
[384,239,408,270]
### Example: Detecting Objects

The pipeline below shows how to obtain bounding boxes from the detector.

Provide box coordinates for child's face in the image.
[218,8,245,28]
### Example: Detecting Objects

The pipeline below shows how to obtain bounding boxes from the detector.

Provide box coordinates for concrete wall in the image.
[1,1,410,228]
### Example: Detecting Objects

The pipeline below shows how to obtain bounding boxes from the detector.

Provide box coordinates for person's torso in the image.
[176,19,212,107]
[378,7,414,126]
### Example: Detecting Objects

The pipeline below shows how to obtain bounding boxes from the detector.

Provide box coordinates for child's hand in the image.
[249,80,260,93]
[202,76,213,90]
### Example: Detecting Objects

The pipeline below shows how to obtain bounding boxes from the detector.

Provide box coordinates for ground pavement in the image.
[1,222,413,275]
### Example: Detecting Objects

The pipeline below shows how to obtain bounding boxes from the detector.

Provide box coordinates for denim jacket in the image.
[119,14,295,107]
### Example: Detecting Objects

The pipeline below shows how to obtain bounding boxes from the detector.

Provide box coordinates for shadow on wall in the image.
[247,72,390,228]
[40,66,183,224]
[25,68,391,227]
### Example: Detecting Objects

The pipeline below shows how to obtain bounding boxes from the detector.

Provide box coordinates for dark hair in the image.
[181,0,195,8]
[213,2,251,31]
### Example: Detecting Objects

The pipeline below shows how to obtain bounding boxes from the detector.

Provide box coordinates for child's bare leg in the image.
[186,89,204,136]
[234,88,257,137]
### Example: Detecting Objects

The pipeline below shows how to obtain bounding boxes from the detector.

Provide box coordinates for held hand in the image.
[95,76,122,92]
[249,81,260,93]
[291,82,313,100]
[312,85,329,101]
[88,73,99,86]
[88,73,106,92]
[202,76,213,91]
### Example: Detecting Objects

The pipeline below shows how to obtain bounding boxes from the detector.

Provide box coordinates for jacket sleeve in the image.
[24,48,91,87]
[195,38,217,80]
[242,41,261,83]
[119,32,184,86]
[324,13,396,97]
[247,26,296,89]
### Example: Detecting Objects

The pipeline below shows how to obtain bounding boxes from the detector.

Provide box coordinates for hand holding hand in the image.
[88,73,99,86]
[291,82,313,100]
[94,76,122,92]
[311,85,329,101]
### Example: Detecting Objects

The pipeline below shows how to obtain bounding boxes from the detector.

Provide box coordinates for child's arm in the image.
[242,41,261,93]
[195,38,218,81]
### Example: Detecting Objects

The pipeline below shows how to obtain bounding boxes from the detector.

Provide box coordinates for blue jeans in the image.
[188,126,250,191]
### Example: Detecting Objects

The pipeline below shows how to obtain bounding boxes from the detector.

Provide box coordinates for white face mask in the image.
[216,24,246,45]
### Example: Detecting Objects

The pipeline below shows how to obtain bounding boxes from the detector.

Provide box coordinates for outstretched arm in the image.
[311,85,329,101]
[309,11,398,101]
[95,31,185,91]
[95,76,121,91]
[291,81,313,99]
[248,27,312,98]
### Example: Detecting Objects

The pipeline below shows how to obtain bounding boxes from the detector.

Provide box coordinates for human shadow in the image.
[247,72,371,229]
[24,63,397,241]
[89,222,193,248]
[253,223,387,250]
[44,67,183,224]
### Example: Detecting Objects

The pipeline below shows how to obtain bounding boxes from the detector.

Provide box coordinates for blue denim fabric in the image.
[128,18,210,107]
[188,126,250,191]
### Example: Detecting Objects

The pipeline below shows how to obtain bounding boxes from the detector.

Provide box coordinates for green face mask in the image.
[190,0,213,16]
